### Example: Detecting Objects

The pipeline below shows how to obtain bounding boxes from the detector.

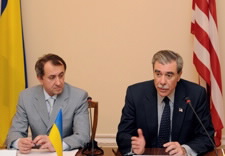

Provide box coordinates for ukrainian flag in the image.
[49,109,63,156]
[0,0,27,148]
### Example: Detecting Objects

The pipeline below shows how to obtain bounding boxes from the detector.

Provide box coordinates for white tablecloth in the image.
[0,149,78,156]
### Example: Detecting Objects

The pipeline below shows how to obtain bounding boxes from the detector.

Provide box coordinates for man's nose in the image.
[159,75,166,85]
[55,77,61,85]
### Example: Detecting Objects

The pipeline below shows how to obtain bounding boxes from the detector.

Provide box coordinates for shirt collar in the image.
[157,90,175,104]
[43,88,57,100]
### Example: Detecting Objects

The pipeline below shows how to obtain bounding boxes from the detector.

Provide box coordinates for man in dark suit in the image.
[117,50,214,155]
[7,54,90,154]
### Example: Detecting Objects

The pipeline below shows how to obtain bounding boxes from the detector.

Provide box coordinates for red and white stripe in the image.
[191,0,224,146]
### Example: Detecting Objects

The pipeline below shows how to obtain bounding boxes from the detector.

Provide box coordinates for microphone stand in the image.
[82,103,95,156]
[89,106,94,156]
[82,98,103,156]
[185,97,218,156]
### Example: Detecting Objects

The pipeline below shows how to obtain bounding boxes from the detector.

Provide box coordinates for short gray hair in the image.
[152,50,183,74]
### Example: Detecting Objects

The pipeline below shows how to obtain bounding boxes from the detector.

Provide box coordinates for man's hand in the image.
[131,129,146,155]
[164,142,187,156]
[33,135,55,152]
[18,138,35,154]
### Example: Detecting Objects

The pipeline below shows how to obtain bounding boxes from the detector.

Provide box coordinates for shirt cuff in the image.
[12,139,69,151]
[11,139,20,149]
[182,144,197,156]
[63,141,70,151]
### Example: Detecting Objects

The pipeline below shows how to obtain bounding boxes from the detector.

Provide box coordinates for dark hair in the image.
[35,53,67,78]
[152,50,183,74]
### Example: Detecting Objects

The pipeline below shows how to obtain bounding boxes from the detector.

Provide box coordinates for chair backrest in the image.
[88,100,98,140]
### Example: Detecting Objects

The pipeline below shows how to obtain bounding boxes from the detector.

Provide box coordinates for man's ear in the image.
[37,76,43,84]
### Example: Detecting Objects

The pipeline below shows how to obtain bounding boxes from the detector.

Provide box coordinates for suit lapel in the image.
[141,80,189,142]
[33,86,49,127]
[143,81,158,144]
[172,81,188,141]
[47,84,69,131]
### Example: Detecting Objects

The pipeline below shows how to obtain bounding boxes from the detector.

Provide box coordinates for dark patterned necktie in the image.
[158,96,170,147]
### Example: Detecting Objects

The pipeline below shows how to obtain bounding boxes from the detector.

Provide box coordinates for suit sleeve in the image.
[6,93,29,148]
[63,91,90,149]
[116,86,138,154]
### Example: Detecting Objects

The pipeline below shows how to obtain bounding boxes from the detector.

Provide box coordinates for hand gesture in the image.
[131,129,146,155]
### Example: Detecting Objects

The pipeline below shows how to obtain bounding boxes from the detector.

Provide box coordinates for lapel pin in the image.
[179,108,183,112]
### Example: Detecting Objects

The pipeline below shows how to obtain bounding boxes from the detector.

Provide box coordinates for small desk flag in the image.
[49,109,63,156]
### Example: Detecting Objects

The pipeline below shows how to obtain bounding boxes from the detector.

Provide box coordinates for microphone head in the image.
[87,97,92,101]
[184,97,191,104]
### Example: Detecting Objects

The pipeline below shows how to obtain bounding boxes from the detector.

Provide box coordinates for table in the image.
[75,147,115,156]
[1,147,223,156]
[76,147,225,156]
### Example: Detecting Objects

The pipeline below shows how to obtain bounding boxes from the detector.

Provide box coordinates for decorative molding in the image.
[95,134,117,147]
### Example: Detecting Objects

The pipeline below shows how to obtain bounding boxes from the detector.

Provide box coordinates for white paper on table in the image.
[0,150,17,156]
[136,155,169,156]
[17,149,78,156]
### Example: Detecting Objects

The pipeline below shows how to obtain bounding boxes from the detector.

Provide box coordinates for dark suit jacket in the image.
[116,79,214,155]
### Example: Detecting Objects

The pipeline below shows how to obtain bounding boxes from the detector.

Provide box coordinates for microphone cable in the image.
[185,97,218,156]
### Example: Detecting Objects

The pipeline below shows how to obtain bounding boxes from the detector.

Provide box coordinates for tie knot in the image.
[163,97,170,105]
[48,97,54,101]
[47,97,55,106]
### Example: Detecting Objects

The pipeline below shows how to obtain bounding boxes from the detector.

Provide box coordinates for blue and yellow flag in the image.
[0,0,27,147]
[49,109,63,156]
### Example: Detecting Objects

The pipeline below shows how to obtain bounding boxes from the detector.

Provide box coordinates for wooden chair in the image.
[88,99,98,140]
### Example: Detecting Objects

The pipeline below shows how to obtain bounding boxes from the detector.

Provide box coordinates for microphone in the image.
[82,97,103,156]
[185,97,219,156]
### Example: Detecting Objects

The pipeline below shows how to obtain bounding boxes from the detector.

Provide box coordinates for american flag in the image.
[191,0,224,146]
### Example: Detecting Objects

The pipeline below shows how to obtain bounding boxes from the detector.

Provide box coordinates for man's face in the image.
[38,61,65,96]
[153,61,182,97]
